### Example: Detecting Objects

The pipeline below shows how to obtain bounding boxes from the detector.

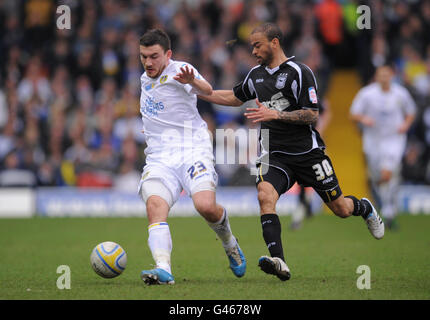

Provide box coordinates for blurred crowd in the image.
[0,0,429,191]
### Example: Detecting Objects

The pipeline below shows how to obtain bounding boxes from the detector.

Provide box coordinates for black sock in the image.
[345,195,371,219]
[261,214,285,261]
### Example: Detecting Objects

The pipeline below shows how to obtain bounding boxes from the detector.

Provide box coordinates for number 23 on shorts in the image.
[187,161,207,180]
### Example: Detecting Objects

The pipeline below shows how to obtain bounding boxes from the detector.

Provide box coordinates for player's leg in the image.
[138,167,181,285]
[378,167,401,230]
[362,150,399,231]
[184,156,246,277]
[258,181,285,260]
[378,148,404,229]
[303,149,384,239]
[290,184,310,230]
[192,188,246,277]
[256,162,293,281]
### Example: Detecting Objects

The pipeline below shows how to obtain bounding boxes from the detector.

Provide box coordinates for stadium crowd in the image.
[0,0,429,190]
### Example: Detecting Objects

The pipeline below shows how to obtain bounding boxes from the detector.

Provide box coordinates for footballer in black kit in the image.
[198,22,384,282]
[233,57,341,203]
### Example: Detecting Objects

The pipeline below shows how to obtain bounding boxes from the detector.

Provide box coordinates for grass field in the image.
[0,214,429,300]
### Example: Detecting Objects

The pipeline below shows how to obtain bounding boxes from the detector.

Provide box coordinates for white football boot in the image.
[258,256,291,281]
[362,198,384,239]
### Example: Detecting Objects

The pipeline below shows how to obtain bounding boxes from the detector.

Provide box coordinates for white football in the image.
[90,241,127,278]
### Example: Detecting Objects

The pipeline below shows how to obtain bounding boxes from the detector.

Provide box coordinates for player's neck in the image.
[267,53,288,69]
[380,83,391,92]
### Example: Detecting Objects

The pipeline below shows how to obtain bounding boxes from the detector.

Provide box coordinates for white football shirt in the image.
[139,60,212,164]
[350,82,416,155]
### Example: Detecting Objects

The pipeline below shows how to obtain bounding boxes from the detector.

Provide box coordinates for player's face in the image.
[139,44,172,78]
[250,32,274,66]
[375,67,393,87]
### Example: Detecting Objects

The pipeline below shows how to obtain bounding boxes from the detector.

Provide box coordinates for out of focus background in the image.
[0,0,429,217]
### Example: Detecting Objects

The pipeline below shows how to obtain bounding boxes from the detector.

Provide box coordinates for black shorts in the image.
[256,148,342,203]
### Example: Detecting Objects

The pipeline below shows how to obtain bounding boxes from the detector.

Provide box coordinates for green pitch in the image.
[1,214,429,300]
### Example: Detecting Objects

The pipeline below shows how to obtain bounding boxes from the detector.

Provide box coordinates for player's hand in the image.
[360,116,375,127]
[397,122,409,134]
[174,65,195,84]
[244,99,278,123]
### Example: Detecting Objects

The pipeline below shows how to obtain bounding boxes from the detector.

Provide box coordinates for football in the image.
[90,241,127,278]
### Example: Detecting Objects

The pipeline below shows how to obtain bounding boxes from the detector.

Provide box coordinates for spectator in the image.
[0,149,36,187]
[0,0,428,190]
[315,0,344,67]
[17,56,52,106]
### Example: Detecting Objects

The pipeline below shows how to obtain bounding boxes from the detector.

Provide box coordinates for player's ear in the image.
[271,37,280,49]
[166,49,172,60]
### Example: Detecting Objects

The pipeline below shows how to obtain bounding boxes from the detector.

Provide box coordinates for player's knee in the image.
[145,196,169,223]
[194,198,217,217]
[257,189,272,206]
[380,170,392,183]
[257,190,277,213]
[146,196,166,214]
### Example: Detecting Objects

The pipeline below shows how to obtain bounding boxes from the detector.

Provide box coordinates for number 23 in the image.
[187,161,207,179]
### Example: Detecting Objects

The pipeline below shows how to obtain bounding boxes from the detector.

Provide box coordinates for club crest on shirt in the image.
[275,73,288,89]
[160,75,168,84]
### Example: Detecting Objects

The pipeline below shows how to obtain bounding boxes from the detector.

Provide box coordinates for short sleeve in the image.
[298,64,319,111]
[401,87,417,116]
[233,68,257,102]
[177,62,206,94]
[350,89,367,116]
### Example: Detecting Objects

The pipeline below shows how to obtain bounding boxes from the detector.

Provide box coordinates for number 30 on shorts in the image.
[187,161,207,180]
[312,159,333,181]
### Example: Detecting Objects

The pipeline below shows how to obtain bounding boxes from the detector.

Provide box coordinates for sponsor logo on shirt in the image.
[141,96,165,117]
[261,92,290,111]
[256,78,264,83]
[308,86,318,104]
[145,83,155,91]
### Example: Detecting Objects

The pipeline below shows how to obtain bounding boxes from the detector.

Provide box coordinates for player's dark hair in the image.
[378,63,394,71]
[139,29,171,52]
[251,23,283,45]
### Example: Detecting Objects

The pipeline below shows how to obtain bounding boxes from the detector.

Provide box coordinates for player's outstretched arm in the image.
[174,65,213,95]
[197,90,243,107]
[244,99,318,125]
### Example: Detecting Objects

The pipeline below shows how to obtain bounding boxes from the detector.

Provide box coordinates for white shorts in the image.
[365,141,404,181]
[138,151,218,208]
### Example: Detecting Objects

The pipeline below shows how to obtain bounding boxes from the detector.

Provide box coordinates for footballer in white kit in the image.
[137,29,246,285]
[138,58,217,206]
[350,65,416,229]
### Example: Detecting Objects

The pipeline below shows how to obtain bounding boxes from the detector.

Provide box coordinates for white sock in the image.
[292,201,305,224]
[147,222,172,274]
[207,208,237,250]
[379,179,398,220]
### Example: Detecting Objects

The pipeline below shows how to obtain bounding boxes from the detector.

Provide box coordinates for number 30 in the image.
[312,159,333,181]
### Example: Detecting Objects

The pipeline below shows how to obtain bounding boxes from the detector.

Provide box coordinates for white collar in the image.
[264,56,295,75]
